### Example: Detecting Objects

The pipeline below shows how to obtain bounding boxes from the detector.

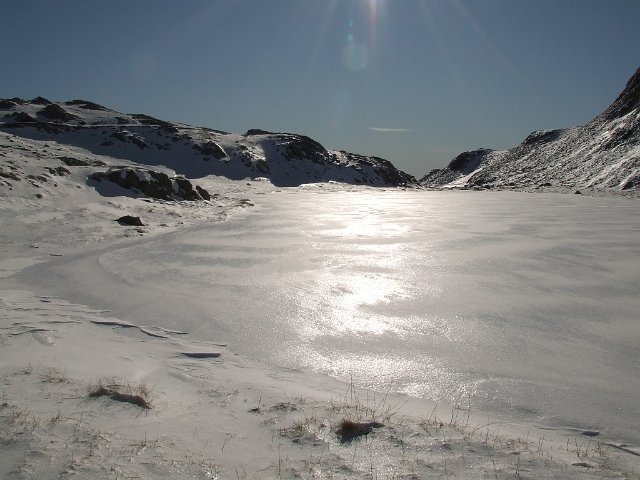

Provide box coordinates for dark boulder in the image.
[195,185,211,200]
[116,215,144,226]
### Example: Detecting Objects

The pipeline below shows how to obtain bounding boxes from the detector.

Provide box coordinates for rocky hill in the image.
[0,98,416,188]
[421,67,640,192]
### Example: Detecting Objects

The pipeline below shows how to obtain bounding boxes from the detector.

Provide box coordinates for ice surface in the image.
[19,189,640,447]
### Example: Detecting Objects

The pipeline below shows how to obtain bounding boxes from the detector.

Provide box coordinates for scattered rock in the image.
[116,215,144,226]
[46,166,71,176]
[0,168,21,181]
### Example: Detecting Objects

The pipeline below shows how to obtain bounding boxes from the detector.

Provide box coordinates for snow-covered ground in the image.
[1,133,640,478]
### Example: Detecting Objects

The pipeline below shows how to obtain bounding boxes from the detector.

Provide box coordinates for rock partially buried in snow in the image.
[336,419,384,443]
[89,167,211,201]
[181,351,222,359]
[116,215,144,226]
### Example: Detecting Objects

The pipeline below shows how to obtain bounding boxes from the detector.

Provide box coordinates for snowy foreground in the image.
[1,141,640,478]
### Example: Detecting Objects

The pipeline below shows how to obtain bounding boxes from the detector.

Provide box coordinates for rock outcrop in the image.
[39,104,79,122]
[89,167,211,201]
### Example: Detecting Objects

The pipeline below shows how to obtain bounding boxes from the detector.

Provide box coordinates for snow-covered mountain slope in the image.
[0,98,416,187]
[421,67,640,193]
[0,130,256,252]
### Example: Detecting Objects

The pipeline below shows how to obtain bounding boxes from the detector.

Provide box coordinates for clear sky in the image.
[1,0,639,176]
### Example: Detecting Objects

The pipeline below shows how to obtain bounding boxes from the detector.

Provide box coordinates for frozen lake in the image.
[25,189,640,445]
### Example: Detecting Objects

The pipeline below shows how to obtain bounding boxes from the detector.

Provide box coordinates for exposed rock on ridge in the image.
[0,99,416,188]
[421,67,640,192]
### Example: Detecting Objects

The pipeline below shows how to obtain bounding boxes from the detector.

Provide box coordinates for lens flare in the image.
[342,42,369,71]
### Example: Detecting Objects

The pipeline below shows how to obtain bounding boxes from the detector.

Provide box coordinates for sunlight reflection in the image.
[288,348,478,404]
[287,192,435,338]
[315,199,410,238]
[294,260,410,337]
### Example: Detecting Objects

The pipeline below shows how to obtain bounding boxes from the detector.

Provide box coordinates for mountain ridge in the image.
[0,98,417,188]
[421,67,640,193]
[3,66,639,194]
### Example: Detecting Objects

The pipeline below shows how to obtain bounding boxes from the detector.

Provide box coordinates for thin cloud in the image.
[369,127,414,133]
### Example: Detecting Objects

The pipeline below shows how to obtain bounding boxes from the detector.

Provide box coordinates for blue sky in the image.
[1,0,639,176]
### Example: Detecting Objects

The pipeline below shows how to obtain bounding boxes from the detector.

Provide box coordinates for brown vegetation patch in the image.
[88,381,152,409]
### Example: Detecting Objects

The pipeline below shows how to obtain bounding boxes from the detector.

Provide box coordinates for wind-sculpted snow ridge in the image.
[421,66,640,193]
[0,98,417,187]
